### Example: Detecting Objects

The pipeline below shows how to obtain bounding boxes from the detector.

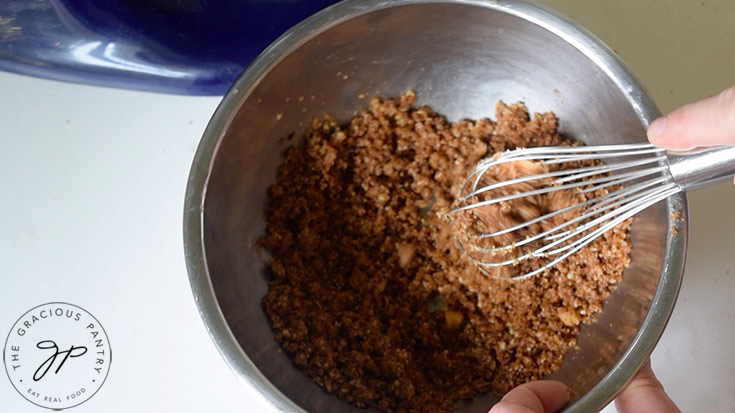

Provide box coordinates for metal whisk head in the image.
[450,143,679,281]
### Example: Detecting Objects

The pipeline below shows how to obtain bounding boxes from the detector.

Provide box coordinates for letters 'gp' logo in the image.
[3,302,111,410]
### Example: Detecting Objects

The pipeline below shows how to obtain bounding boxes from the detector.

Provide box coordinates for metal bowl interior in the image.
[184,1,687,412]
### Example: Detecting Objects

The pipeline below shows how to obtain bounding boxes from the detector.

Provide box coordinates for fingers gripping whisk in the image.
[449,143,680,280]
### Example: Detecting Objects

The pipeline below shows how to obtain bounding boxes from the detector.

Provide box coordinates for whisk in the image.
[450,142,735,280]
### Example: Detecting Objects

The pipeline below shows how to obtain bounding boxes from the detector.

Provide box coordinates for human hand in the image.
[647,86,735,150]
[488,380,569,413]
[647,86,735,186]
[488,359,679,413]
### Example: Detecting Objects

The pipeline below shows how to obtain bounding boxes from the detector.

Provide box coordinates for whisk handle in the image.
[666,145,735,191]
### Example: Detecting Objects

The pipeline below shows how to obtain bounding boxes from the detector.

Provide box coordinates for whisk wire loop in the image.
[451,142,683,280]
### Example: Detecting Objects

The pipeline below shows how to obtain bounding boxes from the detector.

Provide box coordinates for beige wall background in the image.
[541,0,734,113]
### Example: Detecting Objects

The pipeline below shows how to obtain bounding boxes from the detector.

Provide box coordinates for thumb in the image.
[614,359,680,413]
[489,381,570,413]
[648,86,735,150]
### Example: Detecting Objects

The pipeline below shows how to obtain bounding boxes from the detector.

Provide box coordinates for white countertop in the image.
[1,1,733,412]
[0,73,269,412]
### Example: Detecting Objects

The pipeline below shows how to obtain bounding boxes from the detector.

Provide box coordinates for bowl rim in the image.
[183,0,688,411]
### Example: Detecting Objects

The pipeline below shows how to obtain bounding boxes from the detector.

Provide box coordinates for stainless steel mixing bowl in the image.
[184,0,687,411]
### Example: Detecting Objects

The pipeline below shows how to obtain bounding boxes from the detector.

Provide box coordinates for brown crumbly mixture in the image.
[450,156,589,277]
[261,92,632,413]
[670,210,681,236]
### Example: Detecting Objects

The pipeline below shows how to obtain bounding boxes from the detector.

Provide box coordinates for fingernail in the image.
[647,116,667,145]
